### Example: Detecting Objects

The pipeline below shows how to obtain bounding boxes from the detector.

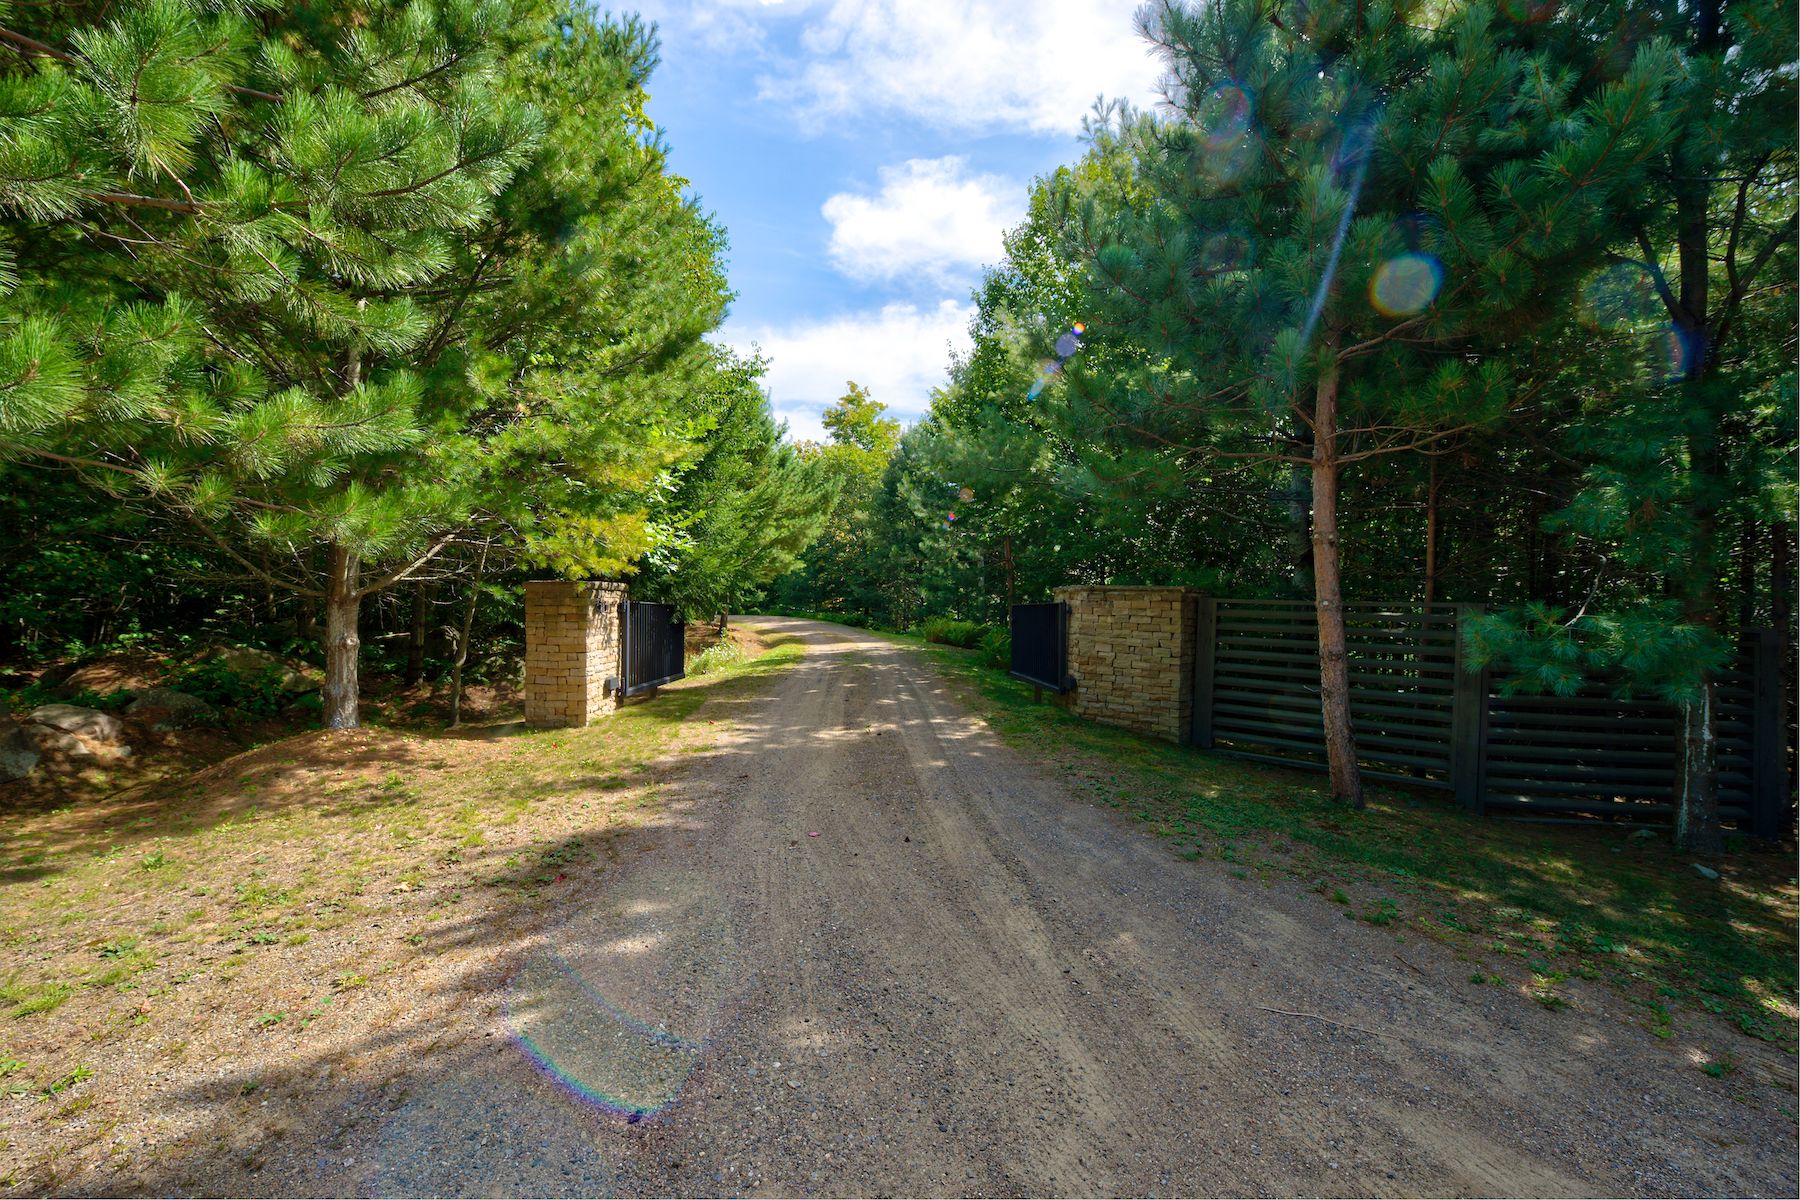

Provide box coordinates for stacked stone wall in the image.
[1053,586,1198,743]
[523,581,627,727]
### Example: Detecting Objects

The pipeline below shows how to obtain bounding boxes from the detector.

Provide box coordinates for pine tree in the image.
[1049,0,1676,804]
[774,384,901,619]
[637,351,837,622]
[0,3,734,727]
[1544,0,1796,851]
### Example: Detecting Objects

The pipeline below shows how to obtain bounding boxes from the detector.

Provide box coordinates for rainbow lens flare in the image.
[1369,252,1443,316]
[1198,84,1252,151]
[502,876,736,1124]
[1581,261,1662,330]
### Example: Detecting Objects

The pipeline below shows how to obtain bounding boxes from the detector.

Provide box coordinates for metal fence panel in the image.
[1205,600,1459,789]
[1010,602,1070,692]
[1187,598,1791,833]
[622,601,685,697]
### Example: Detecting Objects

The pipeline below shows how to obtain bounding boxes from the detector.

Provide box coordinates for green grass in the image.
[883,631,1798,1050]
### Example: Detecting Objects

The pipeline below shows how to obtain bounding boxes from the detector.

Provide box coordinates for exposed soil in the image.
[8,618,1794,1196]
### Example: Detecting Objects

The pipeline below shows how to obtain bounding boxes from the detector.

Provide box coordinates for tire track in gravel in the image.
[430,616,1793,1199]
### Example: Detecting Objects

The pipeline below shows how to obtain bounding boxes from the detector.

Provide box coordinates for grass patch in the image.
[884,631,1799,1050]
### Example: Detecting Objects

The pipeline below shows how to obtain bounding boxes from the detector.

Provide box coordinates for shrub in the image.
[689,640,745,676]
[922,618,985,649]
[172,659,286,717]
[978,627,1011,670]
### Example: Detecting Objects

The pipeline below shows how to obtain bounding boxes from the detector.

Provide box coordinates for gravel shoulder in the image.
[61,616,1796,1197]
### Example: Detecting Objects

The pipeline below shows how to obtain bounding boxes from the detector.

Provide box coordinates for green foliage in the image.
[688,640,745,677]
[1463,603,1732,706]
[0,1,790,725]
[637,354,835,621]
[171,659,284,717]
[977,627,1011,670]
[0,679,131,717]
[921,618,985,649]
[770,384,904,620]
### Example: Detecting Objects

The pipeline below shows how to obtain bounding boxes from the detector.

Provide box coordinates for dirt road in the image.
[152,617,1795,1196]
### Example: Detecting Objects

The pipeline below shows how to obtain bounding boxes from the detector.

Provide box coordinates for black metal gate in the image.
[1010,602,1070,692]
[621,601,685,697]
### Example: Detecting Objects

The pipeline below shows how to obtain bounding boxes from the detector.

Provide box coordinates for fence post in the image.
[1449,603,1489,813]
[1191,596,1217,749]
[1750,628,1788,840]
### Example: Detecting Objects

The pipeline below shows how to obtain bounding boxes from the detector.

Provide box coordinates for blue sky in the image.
[625,1,1165,442]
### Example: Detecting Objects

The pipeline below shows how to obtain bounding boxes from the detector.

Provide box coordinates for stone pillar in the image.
[1053,586,1200,744]
[523,581,628,727]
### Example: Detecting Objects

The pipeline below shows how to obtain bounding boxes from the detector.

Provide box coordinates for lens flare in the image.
[1025,324,1086,402]
[1199,230,1253,273]
[1189,84,1260,183]
[1369,252,1443,316]
[1658,325,1702,380]
[1197,84,1252,150]
[502,877,734,1124]
[508,950,701,1118]
[1499,0,1557,21]
[957,487,974,502]
[1581,261,1662,330]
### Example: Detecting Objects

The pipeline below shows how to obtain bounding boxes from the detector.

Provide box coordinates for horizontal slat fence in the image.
[1196,599,1462,791]
[1188,599,1793,834]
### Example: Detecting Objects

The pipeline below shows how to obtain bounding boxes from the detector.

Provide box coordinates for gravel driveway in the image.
[163,617,1799,1197]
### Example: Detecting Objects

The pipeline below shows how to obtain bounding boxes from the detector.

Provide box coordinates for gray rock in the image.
[126,688,217,731]
[29,704,128,745]
[0,725,40,781]
[1692,863,1720,881]
[24,724,97,757]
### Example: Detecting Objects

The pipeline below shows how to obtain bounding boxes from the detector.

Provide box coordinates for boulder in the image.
[0,725,40,781]
[29,704,128,746]
[23,720,131,761]
[126,688,217,731]
[24,724,97,757]
[196,646,321,695]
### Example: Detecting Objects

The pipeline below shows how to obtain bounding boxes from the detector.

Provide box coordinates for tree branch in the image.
[0,25,281,101]
[88,190,203,214]
[356,532,462,597]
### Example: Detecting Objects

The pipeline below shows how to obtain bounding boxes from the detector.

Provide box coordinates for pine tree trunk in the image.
[1676,415,1725,853]
[1672,144,1723,852]
[1286,419,1314,598]
[322,542,362,730]
[1310,352,1362,808]
[1676,684,1723,853]
[448,544,488,729]
[1773,521,1794,635]
[405,583,433,687]
[1736,520,1757,628]
[1422,455,1440,606]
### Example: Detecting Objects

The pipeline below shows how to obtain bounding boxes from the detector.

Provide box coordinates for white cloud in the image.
[822,157,1024,286]
[727,300,973,442]
[648,0,1164,135]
